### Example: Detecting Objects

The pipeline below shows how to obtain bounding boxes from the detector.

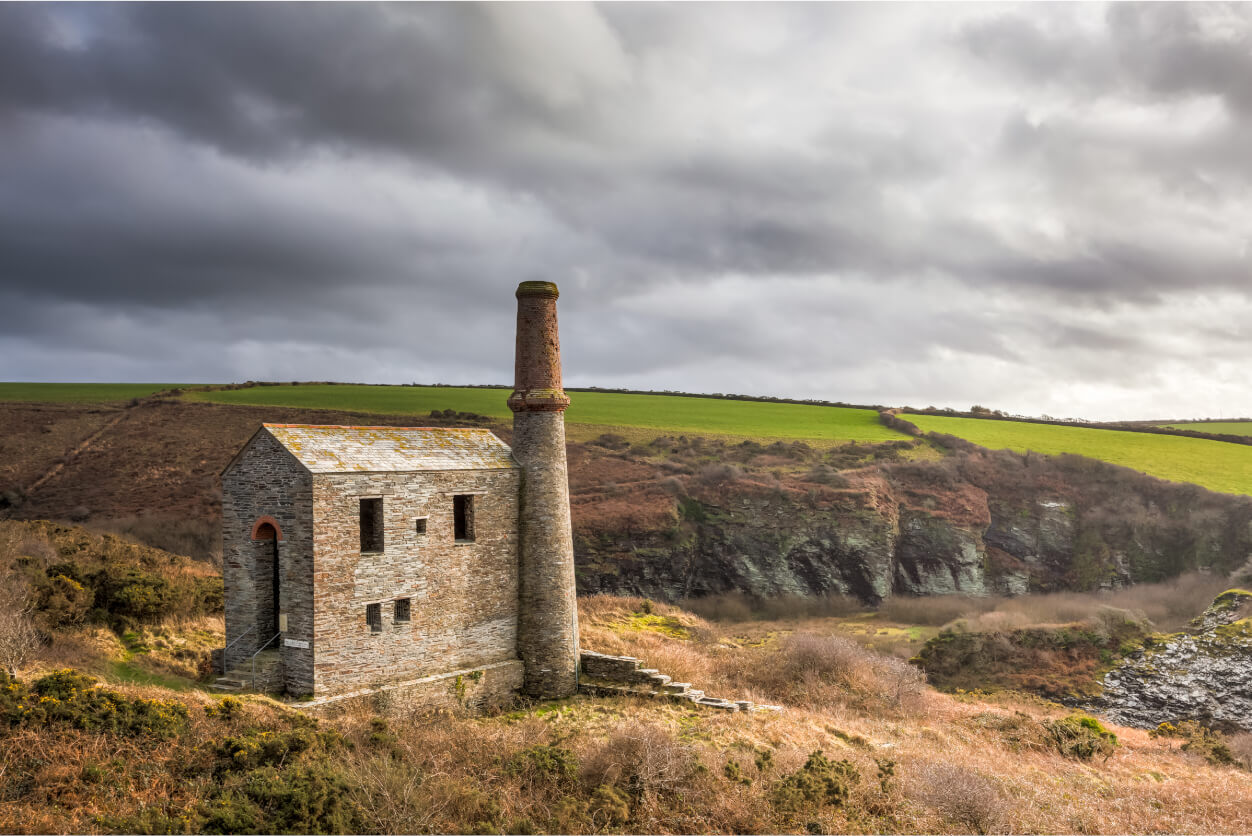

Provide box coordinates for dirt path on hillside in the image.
[23,408,130,497]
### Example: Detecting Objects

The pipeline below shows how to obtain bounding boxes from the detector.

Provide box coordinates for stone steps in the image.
[578,650,781,713]
[212,649,282,692]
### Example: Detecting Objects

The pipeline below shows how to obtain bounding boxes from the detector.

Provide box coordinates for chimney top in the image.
[516,281,559,299]
[508,281,569,413]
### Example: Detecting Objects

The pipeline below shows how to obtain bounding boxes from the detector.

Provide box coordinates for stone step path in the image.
[212,649,282,692]
[579,650,782,713]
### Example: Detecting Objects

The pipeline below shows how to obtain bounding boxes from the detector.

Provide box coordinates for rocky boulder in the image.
[1091,590,1252,733]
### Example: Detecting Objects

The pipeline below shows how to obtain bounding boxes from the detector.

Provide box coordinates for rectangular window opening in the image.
[415,517,427,535]
[393,598,411,624]
[453,495,475,543]
[359,497,384,553]
[366,603,382,633]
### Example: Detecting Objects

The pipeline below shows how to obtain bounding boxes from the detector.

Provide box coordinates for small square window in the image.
[366,603,382,633]
[415,518,427,535]
[394,598,411,623]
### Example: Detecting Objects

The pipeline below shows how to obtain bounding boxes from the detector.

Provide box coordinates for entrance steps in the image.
[579,650,781,713]
[212,649,282,692]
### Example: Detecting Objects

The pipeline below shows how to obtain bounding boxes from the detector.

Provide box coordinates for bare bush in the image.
[580,721,703,800]
[1227,733,1252,771]
[695,463,742,486]
[94,516,222,565]
[680,592,756,622]
[880,594,996,626]
[0,582,41,676]
[681,592,866,622]
[906,761,1009,834]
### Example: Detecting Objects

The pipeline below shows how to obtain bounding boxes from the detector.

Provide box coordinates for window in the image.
[366,603,382,633]
[393,598,411,624]
[415,518,427,535]
[359,498,384,553]
[453,495,474,542]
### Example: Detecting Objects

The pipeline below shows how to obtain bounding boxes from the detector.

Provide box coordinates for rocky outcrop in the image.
[1089,590,1252,733]
[574,447,1252,604]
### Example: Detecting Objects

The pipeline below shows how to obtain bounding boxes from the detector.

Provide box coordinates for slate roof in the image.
[261,424,516,473]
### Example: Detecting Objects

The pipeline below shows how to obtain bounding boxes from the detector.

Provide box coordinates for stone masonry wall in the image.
[221,429,314,693]
[311,467,521,698]
[514,410,580,698]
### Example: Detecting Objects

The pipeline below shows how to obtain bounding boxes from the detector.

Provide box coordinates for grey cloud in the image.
[1,3,1251,420]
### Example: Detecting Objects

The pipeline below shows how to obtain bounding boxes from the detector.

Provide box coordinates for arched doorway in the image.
[252,520,281,638]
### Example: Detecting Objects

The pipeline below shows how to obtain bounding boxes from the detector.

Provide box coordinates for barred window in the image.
[366,603,382,633]
[394,598,411,623]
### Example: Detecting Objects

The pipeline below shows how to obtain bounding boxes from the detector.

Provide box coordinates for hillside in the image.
[4,396,1252,606]
[2,520,1250,835]
[181,383,903,444]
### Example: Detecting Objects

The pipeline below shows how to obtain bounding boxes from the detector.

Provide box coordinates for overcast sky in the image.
[2,3,1249,421]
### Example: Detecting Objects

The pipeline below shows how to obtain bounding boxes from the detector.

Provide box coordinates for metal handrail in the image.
[222,625,255,669]
[250,631,283,689]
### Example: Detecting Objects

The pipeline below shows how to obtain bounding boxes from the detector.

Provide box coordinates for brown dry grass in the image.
[3,594,1251,834]
[881,572,1231,633]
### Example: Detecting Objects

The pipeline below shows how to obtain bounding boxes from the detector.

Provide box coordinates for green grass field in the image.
[0,383,182,403]
[1160,421,1252,438]
[910,414,1252,496]
[183,384,906,443]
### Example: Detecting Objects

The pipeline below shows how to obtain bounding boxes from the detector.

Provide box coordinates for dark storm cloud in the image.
[1,2,1250,419]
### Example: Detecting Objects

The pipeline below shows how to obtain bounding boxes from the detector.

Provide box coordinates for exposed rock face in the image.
[574,447,1252,604]
[1090,591,1252,733]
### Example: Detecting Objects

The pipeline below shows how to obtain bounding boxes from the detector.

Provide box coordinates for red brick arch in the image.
[250,516,284,541]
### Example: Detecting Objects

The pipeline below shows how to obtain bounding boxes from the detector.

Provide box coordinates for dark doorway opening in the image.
[254,522,280,637]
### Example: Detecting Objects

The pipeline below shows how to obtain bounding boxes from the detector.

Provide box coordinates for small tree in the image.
[0,583,41,677]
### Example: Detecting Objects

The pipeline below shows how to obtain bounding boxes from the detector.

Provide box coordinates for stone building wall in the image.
[310,467,521,697]
[221,430,314,693]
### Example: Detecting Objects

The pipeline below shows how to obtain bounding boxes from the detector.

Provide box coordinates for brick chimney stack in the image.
[509,281,579,698]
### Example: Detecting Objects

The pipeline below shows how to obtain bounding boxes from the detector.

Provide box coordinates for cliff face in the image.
[573,443,1252,603]
[1089,590,1252,733]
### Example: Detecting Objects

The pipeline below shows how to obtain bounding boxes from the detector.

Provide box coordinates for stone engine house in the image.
[220,282,579,707]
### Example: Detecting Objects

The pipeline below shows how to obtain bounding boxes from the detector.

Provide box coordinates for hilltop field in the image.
[908,414,1252,496]
[1160,421,1252,438]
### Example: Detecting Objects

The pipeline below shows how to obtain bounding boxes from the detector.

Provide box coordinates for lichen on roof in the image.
[262,424,516,473]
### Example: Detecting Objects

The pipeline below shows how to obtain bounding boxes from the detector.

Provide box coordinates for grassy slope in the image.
[7,592,1252,834]
[1162,421,1252,437]
[0,382,182,403]
[911,414,1252,496]
[184,384,905,443]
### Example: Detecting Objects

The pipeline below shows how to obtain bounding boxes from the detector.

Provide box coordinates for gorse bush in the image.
[770,750,860,819]
[0,670,189,739]
[1151,720,1239,768]
[1044,715,1118,761]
